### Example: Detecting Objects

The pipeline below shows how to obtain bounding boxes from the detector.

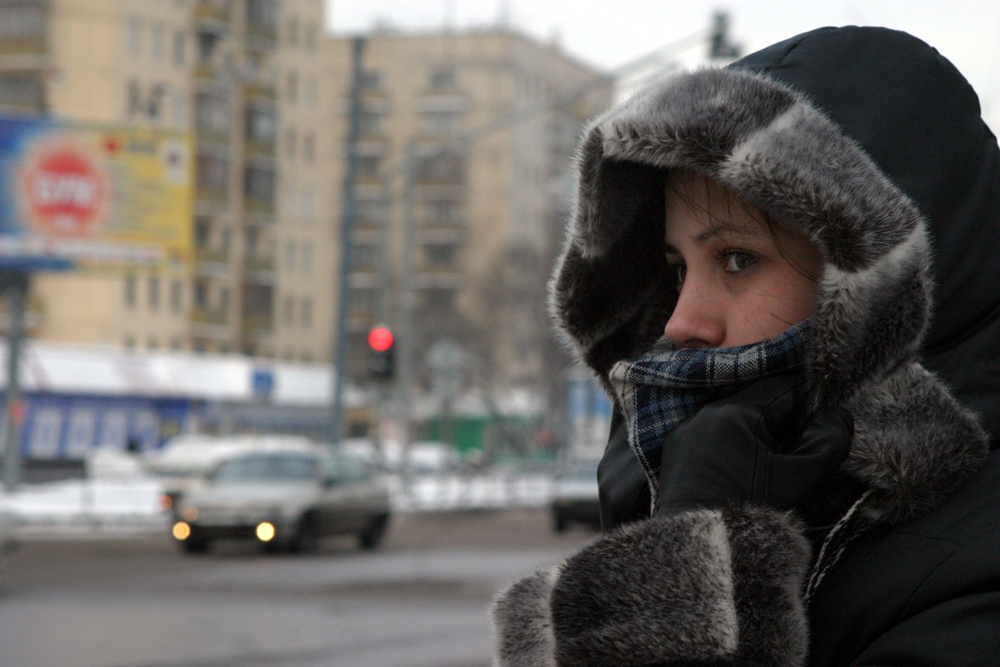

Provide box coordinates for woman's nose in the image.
[663,284,726,348]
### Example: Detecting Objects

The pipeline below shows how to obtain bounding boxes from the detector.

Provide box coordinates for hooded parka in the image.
[491,27,1000,667]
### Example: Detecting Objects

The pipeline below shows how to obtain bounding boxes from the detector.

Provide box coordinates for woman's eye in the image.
[672,263,687,285]
[722,251,757,273]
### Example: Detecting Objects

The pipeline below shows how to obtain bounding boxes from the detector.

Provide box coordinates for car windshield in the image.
[213,454,318,483]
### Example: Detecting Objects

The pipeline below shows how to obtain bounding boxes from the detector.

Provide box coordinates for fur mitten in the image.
[492,506,811,667]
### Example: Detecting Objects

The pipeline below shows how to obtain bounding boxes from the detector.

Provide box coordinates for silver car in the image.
[171,449,391,554]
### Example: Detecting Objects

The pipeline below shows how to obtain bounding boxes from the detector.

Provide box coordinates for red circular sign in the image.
[368,326,394,352]
[24,145,105,237]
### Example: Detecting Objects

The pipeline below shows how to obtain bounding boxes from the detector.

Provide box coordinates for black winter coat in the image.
[492,27,1000,667]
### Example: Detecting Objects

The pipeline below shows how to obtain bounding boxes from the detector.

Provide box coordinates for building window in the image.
[151,22,166,61]
[304,76,317,108]
[170,337,182,351]
[196,92,230,136]
[423,111,460,135]
[194,280,208,308]
[360,71,380,91]
[430,68,456,89]
[285,70,299,103]
[283,295,294,325]
[172,31,186,68]
[359,111,381,136]
[147,337,159,350]
[358,156,380,179]
[123,335,136,349]
[304,23,318,53]
[124,274,137,310]
[219,287,230,312]
[196,154,230,193]
[301,244,313,275]
[302,350,313,362]
[284,239,296,272]
[0,74,43,111]
[148,276,160,311]
[0,5,45,39]
[126,16,142,56]
[286,16,299,46]
[246,105,276,147]
[426,199,461,225]
[300,187,315,224]
[284,126,297,158]
[302,131,315,163]
[170,279,183,313]
[127,80,142,115]
[415,154,464,184]
[356,200,389,227]
[147,84,166,119]
[424,243,457,265]
[301,297,312,328]
[244,167,276,205]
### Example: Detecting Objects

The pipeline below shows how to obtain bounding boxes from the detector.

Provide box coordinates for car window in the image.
[214,454,318,482]
[322,453,370,483]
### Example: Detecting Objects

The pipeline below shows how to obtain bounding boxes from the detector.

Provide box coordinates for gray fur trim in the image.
[845,362,990,525]
[549,66,990,528]
[492,567,559,667]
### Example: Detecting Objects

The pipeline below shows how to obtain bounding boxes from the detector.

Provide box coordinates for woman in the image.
[492,26,1000,667]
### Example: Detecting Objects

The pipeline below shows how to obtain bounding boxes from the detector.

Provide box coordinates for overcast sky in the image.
[325,0,1000,129]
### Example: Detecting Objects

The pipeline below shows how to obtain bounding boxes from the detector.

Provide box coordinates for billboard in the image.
[0,115,193,270]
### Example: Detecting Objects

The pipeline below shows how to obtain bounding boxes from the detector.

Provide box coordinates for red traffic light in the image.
[368,326,394,352]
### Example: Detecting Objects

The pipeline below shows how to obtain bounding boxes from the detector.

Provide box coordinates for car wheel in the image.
[358,514,389,551]
[289,513,321,554]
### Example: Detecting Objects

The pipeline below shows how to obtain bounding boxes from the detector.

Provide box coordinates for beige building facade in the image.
[323,29,611,390]
[0,0,325,359]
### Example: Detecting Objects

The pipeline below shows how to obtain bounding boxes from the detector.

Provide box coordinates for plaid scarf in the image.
[608,320,811,488]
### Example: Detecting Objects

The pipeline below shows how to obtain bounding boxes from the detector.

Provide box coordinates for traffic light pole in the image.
[330,35,366,445]
[1,270,28,493]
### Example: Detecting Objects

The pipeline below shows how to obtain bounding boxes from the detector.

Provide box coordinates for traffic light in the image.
[368,325,395,380]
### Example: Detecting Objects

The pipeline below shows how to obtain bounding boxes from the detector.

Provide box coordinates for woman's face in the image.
[663,171,821,349]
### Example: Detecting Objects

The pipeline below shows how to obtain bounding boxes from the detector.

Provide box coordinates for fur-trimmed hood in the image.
[549,27,991,527]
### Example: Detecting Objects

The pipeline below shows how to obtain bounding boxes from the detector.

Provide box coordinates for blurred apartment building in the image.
[0,3,612,397]
[324,29,611,389]
[0,0,327,360]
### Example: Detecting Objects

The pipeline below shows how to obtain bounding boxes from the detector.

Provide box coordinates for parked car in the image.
[550,458,601,533]
[170,448,391,555]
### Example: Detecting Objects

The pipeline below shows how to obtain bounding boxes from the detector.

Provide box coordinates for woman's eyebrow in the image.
[693,220,757,245]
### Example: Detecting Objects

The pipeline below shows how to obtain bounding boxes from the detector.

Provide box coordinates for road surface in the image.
[0,508,595,667]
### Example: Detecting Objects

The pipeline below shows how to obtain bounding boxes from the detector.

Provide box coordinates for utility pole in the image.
[330,35,366,446]
[398,141,416,482]
[1,271,28,492]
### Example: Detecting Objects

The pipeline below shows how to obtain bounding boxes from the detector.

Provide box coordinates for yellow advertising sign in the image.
[0,116,194,269]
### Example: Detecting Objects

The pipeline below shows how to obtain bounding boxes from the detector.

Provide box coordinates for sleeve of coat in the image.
[491,506,812,667]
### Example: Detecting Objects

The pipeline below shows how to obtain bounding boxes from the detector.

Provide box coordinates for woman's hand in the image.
[656,375,853,515]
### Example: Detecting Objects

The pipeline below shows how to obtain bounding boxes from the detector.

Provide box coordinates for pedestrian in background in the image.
[492,26,1000,666]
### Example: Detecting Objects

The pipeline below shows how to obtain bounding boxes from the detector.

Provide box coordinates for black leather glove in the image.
[656,374,853,515]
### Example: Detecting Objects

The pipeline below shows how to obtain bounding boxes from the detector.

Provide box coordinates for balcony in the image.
[241,313,273,338]
[195,1,232,35]
[243,81,276,103]
[191,306,228,325]
[243,253,275,286]
[245,138,275,160]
